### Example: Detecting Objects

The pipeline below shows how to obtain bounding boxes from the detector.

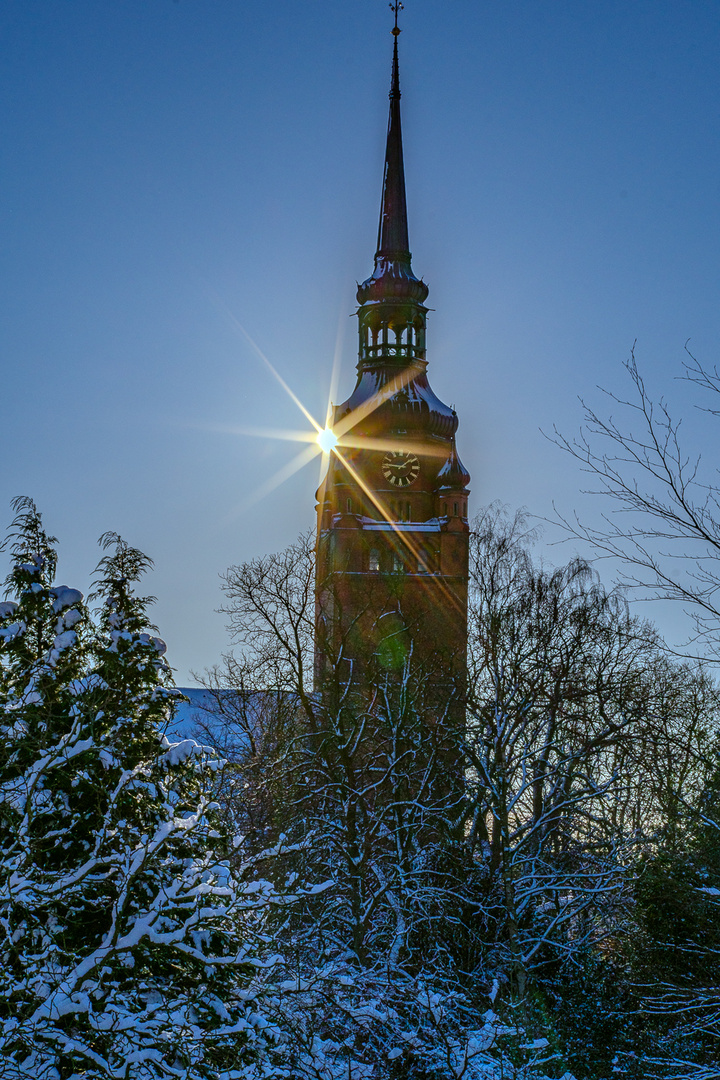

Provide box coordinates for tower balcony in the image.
[358,317,427,366]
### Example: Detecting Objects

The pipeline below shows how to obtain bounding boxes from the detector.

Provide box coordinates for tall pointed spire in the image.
[376,19,410,262]
[356,2,428,359]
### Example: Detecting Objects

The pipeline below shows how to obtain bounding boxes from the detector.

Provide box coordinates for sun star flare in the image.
[317,427,338,454]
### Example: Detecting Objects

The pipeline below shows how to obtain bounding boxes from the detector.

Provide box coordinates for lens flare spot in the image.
[317,427,338,454]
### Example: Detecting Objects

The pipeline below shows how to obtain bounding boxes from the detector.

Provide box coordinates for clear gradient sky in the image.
[2,0,720,682]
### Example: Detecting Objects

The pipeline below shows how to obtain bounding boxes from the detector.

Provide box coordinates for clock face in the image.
[382,450,420,487]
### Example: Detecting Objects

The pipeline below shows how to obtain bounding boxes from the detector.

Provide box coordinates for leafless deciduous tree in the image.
[553,348,720,658]
[552,350,720,1076]
[464,506,718,1002]
[197,533,492,1078]
[201,512,720,1076]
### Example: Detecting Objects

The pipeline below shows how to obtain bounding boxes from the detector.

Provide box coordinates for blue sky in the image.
[2,0,719,681]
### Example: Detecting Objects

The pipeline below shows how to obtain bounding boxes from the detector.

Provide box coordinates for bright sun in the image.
[317,427,338,454]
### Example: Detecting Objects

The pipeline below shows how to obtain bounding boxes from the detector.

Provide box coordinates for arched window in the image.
[453,502,459,517]
[347,497,352,514]
[369,549,380,572]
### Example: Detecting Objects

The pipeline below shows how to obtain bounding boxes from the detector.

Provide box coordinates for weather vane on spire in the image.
[390,0,403,35]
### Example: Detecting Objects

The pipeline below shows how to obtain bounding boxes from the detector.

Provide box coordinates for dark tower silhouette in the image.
[314,15,470,689]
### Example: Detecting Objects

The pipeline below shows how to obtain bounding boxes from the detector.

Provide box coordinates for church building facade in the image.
[314,21,470,688]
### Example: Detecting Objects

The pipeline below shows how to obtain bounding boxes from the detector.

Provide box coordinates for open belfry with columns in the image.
[314,9,470,689]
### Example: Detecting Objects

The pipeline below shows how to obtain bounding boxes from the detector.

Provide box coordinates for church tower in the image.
[315,15,470,688]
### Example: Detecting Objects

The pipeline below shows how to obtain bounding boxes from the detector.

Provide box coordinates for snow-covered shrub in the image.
[0,500,279,1078]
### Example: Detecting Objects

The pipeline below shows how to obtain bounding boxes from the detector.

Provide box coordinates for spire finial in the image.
[390,0,403,35]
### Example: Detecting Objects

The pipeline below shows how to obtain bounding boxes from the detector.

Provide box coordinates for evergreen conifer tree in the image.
[0,501,277,1079]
